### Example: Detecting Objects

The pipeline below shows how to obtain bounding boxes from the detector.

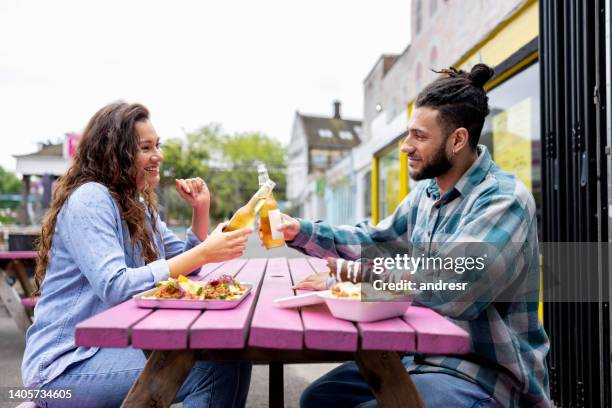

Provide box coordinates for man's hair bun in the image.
[468,63,495,88]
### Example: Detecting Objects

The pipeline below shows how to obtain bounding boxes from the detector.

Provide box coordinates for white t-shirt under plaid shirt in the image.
[288,145,550,407]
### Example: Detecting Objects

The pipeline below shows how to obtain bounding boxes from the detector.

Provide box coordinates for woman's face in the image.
[135,120,163,191]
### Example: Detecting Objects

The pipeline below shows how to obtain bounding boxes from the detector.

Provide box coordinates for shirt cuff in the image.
[288,218,314,248]
[148,259,170,283]
[325,276,337,289]
[185,227,203,248]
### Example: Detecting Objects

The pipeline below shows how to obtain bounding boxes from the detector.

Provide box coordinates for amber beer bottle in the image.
[224,179,275,232]
[257,164,285,249]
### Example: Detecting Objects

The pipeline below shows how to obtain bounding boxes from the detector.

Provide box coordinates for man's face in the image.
[400,106,452,181]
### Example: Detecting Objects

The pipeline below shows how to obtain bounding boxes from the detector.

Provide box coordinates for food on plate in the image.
[330,282,362,298]
[143,274,246,301]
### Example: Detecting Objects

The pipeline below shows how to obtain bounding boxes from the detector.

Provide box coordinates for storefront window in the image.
[481,62,541,234]
[378,147,400,218]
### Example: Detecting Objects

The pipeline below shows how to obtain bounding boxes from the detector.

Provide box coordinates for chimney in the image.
[333,100,341,119]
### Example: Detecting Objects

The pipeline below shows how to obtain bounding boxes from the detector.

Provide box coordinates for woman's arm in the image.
[176,177,209,241]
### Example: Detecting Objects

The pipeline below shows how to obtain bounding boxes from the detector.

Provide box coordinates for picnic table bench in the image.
[0,251,38,334]
[75,257,470,407]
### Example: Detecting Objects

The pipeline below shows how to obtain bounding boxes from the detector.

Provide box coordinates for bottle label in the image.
[268,209,284,240]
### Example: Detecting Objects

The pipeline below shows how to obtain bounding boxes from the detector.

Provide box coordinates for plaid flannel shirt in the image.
[288,145,550,407]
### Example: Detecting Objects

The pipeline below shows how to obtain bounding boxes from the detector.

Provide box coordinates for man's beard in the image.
[409,144,453,181]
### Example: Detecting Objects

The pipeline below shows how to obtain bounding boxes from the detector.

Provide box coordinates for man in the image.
[266,64,549,407]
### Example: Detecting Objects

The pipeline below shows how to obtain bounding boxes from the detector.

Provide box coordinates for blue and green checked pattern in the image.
[288,145,550,407]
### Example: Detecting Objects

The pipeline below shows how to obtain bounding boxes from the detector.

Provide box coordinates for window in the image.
[481,62,541,235]
[311,152,328,167]
[431,0,437,16]
[339,130,353,140]
[353,126,363,136]
[318,129,333,138]
[378,147,400,218]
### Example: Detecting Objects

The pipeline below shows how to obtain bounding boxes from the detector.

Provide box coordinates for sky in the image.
[0,0,411,173]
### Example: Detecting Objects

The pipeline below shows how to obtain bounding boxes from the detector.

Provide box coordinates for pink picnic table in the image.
[74,257,470,408]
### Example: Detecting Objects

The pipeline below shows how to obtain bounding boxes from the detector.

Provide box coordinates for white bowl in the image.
[318,291,411,322]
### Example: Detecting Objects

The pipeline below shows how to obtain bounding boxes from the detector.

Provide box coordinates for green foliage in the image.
[0,165,21,194]
[161,124,286,224]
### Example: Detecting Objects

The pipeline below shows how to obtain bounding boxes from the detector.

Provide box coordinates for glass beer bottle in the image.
[224,179,275,232]
[257,164,285,249]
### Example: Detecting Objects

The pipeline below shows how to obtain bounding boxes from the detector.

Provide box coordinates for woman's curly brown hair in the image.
[34,102,161,294]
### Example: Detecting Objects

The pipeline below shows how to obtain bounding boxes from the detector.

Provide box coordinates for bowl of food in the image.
[134,274,251,309]
[318,282,412,322]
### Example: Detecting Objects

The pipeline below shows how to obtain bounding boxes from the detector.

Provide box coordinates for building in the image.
[286,101,361,219]
[13,133,79,224]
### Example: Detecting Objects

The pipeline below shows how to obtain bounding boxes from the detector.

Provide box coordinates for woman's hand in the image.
[176,178,210,209]
[199,222,252,263]
[292,271,329,290]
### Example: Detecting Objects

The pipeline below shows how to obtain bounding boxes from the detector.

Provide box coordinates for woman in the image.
[22,102,253,407]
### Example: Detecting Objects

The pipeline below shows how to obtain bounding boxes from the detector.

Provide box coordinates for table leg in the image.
[8,260,35,297]
[0,269,31,334]
[355,350,425,408]
[121,350,195,408]
[269,362,284,408]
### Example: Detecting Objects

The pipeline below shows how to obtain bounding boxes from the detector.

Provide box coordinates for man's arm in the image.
[411,186,538,320]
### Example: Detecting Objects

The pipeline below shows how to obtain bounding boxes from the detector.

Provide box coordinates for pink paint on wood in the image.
[249,258,304,349]
[402,306,470,354]
[203,259,248,281]
[15,402,39,408]
[131,309,202,349]
[20,296,38,308]
[307,257,329,273]
[0,251,37,259]
[190,258,267,348]
[193,261,226,281]
[358,318,416,351]
[75,300,153,347]
[289,258,358,351]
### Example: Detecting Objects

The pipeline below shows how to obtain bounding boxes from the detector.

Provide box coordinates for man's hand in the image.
[258,212,300,244]
[292,271,329,290]
[326,257,365,283]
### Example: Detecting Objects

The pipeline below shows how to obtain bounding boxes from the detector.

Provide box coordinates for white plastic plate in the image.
[273,290,330,308]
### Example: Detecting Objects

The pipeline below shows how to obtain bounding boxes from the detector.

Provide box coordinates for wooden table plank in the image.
[75,300,153,347]
[358,318,416,351]
[202,258,248,281]
[132,309,202,349]
[306,256,328,272]
[402,306,470,354]
[249,257,303,349]
[190,258,267,348]
[192,261,226,281]
[0,251,37,260]
[289,258,358,351]
[131,259,248,350]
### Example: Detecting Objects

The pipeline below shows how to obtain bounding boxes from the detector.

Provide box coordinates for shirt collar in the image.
[425,144,493,203]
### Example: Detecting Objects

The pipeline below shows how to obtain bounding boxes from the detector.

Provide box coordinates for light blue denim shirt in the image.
[22,182,202,387]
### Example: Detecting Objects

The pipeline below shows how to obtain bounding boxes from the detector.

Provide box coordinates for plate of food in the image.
[134,274,252,309]
[318,282,413,322]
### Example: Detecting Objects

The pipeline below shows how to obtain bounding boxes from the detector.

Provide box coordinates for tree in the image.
[160,124,286,225]
[0,165,21,194]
